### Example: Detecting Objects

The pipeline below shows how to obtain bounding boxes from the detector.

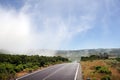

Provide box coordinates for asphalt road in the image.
[16,63,79,80]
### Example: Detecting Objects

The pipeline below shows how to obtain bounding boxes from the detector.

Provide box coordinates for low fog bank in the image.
[0,48,120,62]
[0,49,57,56]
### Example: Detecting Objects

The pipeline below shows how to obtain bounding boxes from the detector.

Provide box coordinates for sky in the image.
[0,0,120,51]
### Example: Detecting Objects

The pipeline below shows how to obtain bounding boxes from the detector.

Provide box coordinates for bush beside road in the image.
[0,53,69,80]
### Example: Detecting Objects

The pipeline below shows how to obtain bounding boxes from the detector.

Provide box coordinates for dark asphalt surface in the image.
[17,63,79,80]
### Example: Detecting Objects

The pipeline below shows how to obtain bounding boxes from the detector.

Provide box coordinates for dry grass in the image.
[16,71,28,78]
[81,60,120,80]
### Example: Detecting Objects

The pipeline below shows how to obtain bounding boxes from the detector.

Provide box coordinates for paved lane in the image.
[17,63,79,80]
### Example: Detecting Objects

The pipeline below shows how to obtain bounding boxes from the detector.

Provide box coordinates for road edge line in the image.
[74,63,79,80]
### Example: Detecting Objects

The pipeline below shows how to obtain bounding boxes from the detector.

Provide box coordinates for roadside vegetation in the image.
[0,52,69,80]
[81,55,120,80]
[81,53,109,61]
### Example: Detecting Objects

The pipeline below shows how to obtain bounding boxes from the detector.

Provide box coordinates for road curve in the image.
[16,63,79,80]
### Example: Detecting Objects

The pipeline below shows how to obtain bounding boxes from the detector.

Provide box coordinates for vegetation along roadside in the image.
[0,52,69,80]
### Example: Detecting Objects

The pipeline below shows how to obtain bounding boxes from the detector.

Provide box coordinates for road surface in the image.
[16,63,80,80]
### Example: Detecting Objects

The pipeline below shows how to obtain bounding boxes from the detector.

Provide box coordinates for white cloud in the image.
[22,0,99,49]
[0,0,112,51]
[0,7,31,50]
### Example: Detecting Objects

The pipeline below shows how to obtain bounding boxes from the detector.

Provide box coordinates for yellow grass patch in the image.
[81,60,120,80]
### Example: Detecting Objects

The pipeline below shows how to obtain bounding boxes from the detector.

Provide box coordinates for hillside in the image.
[1,48,120,61]
[55,48,120,61]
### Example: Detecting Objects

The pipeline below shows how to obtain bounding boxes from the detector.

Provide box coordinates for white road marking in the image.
[74,63,79,80]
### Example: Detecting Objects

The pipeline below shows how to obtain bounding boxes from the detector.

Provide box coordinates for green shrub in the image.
[0,64,7,73]
[25,63,33,68]
[116,58,120,62]
[95,66,101,70]
[95,66,111,74]
[101,75,111,80]
[99,67,111,74]
[0,63,15,73]
[15,64,24,72]
[32,65,39,70]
